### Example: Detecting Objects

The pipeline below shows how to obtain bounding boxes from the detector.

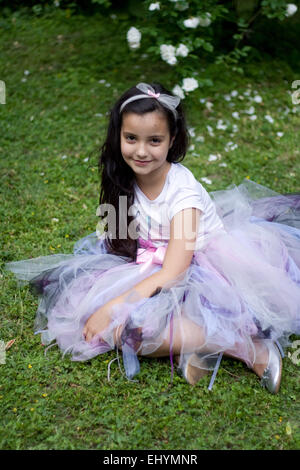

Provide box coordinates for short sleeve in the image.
[168,187,205,221]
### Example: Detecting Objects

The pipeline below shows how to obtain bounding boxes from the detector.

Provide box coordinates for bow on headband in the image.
[119,82,180,119]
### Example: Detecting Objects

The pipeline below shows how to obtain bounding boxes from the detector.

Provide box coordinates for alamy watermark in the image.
[0,80,5,104]
[95,198,202,250]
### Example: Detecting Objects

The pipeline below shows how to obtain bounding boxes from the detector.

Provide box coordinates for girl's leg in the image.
[140,316,269,378]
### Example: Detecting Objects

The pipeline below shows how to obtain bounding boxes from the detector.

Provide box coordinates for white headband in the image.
[119,82,180,119]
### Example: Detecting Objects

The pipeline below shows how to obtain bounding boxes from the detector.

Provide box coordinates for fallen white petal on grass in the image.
[188,127,196,137]
[200,177,212,185]
[206,125,215,137]
[253,95,262,103]
[245,106,255,115]
[216,120,227,131]
[225,142,238,152]
[265,115,274,123]
[205,102,213,111]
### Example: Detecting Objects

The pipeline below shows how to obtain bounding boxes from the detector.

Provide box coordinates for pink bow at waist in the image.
[136,239,167,271]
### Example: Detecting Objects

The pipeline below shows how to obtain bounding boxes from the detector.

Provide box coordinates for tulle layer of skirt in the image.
[5,180,300,381]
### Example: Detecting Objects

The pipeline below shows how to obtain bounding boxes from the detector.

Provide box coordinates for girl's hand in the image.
[83,302,113,343]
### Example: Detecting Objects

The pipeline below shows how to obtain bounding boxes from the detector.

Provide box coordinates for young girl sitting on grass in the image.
[6,82,300,394]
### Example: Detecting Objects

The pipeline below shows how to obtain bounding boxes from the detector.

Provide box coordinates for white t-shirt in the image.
[132,163,224,249]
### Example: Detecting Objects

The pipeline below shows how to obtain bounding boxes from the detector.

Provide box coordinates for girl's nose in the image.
[136,142,148,158]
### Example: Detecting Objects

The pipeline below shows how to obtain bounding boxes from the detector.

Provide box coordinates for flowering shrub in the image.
[126,0,298,98]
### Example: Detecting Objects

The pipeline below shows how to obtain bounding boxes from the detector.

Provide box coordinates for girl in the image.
[6,82,300,394]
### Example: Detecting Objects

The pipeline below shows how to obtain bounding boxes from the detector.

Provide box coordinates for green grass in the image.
[0,8,300,450]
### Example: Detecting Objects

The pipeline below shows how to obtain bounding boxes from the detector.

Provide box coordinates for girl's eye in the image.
[151,138,161,144]
[126,135,136,142]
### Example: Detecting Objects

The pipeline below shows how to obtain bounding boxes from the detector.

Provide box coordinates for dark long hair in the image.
[98,82,189,261]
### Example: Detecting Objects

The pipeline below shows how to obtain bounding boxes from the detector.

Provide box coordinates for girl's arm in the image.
[83,208,201,342]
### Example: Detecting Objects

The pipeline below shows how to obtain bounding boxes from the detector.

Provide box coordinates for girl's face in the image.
[120,110,175,179]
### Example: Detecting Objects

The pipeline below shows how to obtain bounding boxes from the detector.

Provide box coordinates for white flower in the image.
[224,94,231,101]
[149,2,160,11]
[245,106,255,115]
[208,154,218,161]
[198,13,211,27]
[127,27,141,50]
[98,79,106,84]
[265,115,274,123]
[61,155,67,159]
[232,124,239,133]
[188,127,196,137]
[183,17,200,28]
[176,44,189,57]
[52,218,59,222]
[196,135,205,142]
[249,115,257,121]
[24,70,30,75]
[160,44,177,65]
[231,90,238,97]
[286,4,297,17]
[232,112,240,119]
[182,77,198,92]
[83,157,89,162]
[172,85,185,99]
[189,144,195,151]
[205,102,214,111]
[253,95,262,103]
[200,177,212,185]
[219,162,227,167]
[277,132,284,138]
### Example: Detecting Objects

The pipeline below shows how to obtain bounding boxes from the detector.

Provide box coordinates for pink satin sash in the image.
[136,238,167,272]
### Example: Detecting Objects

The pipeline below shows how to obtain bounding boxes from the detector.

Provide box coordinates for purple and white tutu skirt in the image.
[6,180,300,382]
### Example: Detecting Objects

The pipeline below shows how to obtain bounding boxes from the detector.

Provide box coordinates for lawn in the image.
[0,7,299,450]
